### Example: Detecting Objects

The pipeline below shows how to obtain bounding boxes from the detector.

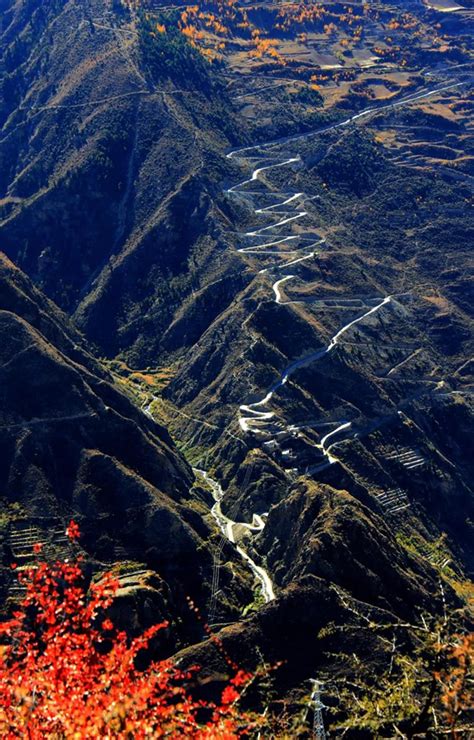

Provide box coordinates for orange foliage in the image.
[435,634,474,734]
[0,523,256,738]
[134,0,432,68]
[250,37,285,65]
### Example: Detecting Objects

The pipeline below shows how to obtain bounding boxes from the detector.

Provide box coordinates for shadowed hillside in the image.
[0,0,473,733]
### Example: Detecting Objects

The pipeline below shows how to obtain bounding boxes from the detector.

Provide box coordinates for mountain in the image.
[1,0,473,733]
[0,252,260,647]
[0,0,242,363]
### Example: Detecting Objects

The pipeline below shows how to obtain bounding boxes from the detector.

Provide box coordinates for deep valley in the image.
[0,0,473,735]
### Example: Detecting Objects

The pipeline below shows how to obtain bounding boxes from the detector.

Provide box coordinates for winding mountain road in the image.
[239,296,391,439]
[193,76,470,612]
[226,81,466,159]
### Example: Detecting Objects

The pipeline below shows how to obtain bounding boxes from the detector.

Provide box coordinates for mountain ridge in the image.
[0,0,473,732]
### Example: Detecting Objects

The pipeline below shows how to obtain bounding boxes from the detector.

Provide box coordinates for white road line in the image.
[194,469,275,603]
[273,275,296,304]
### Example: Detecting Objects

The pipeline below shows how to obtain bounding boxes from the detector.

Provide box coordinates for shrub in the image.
[0,522,255,738]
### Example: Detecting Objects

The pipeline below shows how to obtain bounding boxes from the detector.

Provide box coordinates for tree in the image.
[137,12,216,90]
[327,587,473,738]
[0,523,256,738]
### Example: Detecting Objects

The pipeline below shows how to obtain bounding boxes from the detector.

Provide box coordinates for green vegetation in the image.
[293,85,323,108]
[317,129,386,195]
[328,608,472,737]
[0,502,26,534]
[397,531,455,572]
[108,560,148,576]
[242,588,265,616]
[137,13,220,92]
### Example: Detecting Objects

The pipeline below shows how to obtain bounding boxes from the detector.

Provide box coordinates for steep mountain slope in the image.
[145,62,473,720]
[0,253,256,640]
[161,102,474,581]
[0,0,243,362]
[0,0,472,731]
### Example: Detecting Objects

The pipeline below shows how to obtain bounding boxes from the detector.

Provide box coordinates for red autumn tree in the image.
[0,523,254,738]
